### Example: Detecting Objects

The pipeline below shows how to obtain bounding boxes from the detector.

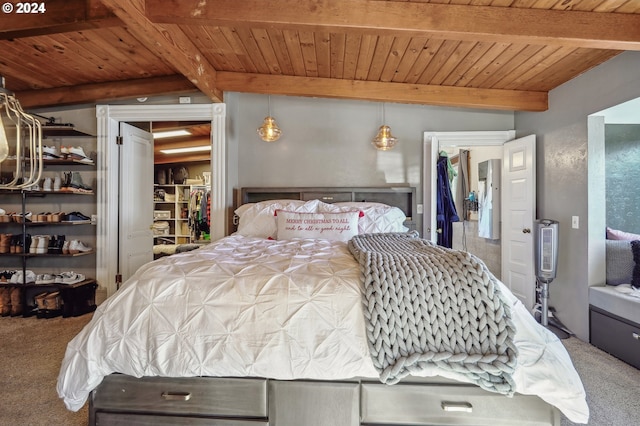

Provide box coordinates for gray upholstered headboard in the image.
[233,186,416,231]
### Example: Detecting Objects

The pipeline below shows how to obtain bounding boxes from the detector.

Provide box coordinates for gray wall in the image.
[225,92,514,235]
[515,51,640,341]
[605,124,640,233]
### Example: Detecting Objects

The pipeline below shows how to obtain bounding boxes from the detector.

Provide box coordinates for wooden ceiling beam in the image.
[146,0,640,51]
[16,75,196,108]
[99,0,223,102]
[0,0,120,40]
[216,72,548,112]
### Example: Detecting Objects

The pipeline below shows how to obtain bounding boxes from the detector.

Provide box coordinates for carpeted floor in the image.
[560,337,640,426]
[0,314,91,426]
[0,313,639,425]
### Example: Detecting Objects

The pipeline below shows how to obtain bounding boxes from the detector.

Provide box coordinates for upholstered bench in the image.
[588,240,640,369]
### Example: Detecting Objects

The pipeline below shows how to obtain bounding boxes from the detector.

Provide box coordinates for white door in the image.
[119,122,154,285]
[501,135,536,309]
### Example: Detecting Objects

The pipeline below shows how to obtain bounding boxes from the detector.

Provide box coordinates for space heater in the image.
[534,219,572,338]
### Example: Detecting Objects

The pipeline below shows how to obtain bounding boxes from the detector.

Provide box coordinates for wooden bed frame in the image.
[88,186,561,426]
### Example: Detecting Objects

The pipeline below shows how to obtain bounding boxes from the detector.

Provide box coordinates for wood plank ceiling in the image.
[1,0,639,114]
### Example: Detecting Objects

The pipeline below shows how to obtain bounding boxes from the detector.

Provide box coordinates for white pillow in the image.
[235,199,319,238]
[320,201,408,234]
[276,211,360,242]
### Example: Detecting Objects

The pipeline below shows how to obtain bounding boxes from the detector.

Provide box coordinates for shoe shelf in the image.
[0,164,97,317]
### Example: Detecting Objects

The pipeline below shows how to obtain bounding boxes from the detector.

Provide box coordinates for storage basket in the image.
[154,210,171,220]
[153,221,170,236]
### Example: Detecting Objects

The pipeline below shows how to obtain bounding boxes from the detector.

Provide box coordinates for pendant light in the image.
[257,96,282,142]
[372,103,398,151]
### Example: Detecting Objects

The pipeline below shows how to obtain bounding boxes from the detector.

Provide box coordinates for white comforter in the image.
[57,234,589,423]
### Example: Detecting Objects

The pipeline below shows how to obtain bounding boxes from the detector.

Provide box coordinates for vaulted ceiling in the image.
[1,0,639,112]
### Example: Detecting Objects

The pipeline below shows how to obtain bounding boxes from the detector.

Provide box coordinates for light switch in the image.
[572,216,579,229]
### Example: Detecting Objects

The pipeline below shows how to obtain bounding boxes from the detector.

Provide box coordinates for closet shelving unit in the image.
[153,184,210,245]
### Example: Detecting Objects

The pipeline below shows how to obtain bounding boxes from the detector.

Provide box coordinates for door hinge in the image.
[115,273,122,290]
[116,135,123,145]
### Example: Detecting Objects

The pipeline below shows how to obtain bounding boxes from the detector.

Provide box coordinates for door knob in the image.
[522,228,531,233]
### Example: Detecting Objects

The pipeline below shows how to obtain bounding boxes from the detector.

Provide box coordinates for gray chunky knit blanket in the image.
[348,232,518,395]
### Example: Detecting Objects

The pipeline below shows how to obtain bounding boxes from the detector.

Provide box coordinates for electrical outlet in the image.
[572,216,579,229]
[417,204,423,214]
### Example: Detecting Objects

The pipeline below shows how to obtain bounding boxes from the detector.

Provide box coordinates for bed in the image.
[57,187,589,426]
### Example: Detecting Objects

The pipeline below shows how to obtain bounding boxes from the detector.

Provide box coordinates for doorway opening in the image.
[96,103,226,297]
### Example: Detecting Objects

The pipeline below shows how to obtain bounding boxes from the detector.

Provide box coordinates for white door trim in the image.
[96,103,226,297]
[423,130,516,243]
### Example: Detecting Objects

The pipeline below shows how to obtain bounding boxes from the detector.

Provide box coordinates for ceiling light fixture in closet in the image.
[257,96,282,142]
[372,103,398,151]
[153,129,191,139]
[160,145,211,155]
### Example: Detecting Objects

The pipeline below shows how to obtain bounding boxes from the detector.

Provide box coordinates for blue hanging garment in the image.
[436,154,460,248]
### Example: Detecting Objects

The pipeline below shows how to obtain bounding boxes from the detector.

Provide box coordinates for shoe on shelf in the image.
[53,174,61,191]
[10,270,36,284]
[29,236,40,254]
[0,287,10,316]
[68,146,94,164]
[55,271,85,284]
[37,235,50,254]
[64,212,91,222]
[69,171,93,193]
[0,270,15,282]
[43,177,52,191]
[12,212,32,223]
[35,274,55,284]
[39,145,61,160]
[69,240,92,254]
[9,287,23,316]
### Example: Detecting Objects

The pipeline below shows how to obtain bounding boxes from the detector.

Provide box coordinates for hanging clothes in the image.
[437,154,460,248]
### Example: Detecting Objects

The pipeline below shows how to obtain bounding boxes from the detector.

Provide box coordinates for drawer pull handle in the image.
[161,391,192,401]
[321,196,334,200]
[441,402,473,413]
[633,332,639,340]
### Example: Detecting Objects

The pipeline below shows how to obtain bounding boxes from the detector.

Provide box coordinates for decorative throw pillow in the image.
[631,240,640,290]
[235,200,318,239]
[605,240,635,286]
[276,211,360,242]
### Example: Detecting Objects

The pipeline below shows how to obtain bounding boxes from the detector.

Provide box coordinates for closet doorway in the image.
[96,103,226,297]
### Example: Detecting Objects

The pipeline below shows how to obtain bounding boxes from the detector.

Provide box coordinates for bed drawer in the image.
[361,383,560,426]
[90,375,267,418]
[269,380,359,426]
[590,306,640,369]
[94,412,268,426]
